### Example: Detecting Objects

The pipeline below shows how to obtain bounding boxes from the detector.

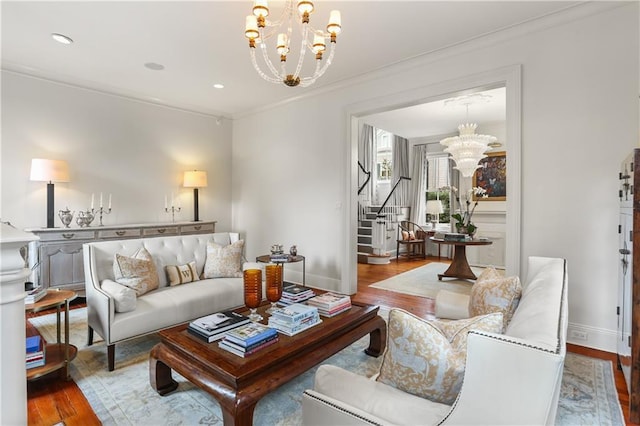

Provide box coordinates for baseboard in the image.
[567,322,617,353]
[283,270,343,293]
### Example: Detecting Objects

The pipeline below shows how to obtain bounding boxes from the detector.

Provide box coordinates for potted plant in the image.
[449,186,487,237]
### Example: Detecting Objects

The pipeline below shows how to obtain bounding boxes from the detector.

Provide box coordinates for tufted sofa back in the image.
[85,232,240,289]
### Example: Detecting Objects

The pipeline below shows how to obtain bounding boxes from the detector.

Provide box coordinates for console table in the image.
[26,221,216,295]
[430,238,493,281]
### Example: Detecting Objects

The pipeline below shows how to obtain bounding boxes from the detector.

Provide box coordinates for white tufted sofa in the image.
[302,256,568,425]
[83,232,247,371]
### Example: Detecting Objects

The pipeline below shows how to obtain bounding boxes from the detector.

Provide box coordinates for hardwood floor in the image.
[26,257,635,425]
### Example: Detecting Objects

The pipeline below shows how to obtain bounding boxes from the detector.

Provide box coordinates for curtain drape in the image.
[391,135,410,207]
[449,157,460,231]
[358,123,376,207]
[410,144,429,225]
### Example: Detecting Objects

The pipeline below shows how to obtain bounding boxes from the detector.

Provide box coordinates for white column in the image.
[0,224,38,425]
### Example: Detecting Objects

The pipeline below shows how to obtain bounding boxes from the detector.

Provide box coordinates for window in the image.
[426,155,451,223]
[376,129,392,181]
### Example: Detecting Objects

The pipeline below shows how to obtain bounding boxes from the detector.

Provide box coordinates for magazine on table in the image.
[270,303,318,323]
[224,323,278,347]
[189,311,250,335]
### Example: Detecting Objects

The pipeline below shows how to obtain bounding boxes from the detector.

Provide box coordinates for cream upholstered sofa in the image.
[83,232,247,371]
[302,256,568,425]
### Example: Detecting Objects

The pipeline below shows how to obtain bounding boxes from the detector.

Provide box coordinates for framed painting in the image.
[473,151,506,201]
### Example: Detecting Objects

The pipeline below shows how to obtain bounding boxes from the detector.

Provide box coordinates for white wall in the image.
[233,3,638,351]
[1,71,233,231]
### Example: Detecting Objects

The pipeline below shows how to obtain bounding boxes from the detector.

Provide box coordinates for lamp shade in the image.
[426,200,444,215]
[183,170,208,188]
[30,159,70,182]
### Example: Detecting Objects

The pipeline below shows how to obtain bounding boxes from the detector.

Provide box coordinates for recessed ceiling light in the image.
[51,33,73,45]
[213,83,224,89]
[144,62,165,71]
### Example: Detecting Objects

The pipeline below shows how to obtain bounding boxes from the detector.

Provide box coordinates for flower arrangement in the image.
[447,186,487,236]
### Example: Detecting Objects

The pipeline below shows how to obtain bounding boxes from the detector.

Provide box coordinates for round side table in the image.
[25,289,78,380]
[256,254,306,286]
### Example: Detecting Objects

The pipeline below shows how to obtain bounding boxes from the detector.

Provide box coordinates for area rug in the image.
[369,262,485,298]
[30,308,624,425]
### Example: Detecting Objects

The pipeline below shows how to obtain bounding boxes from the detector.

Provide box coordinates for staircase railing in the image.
[377,176,410,215]
[357,161,371,196]
[371,176,411,254]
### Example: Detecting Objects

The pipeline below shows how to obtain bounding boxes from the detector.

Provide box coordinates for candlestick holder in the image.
[92,206,112,226]
[165,206,181,223]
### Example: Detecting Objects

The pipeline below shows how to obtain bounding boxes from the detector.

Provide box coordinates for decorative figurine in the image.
[289,245,297,256]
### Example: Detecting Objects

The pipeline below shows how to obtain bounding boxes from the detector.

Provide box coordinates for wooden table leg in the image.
[149,344,179,396]
[364,316,387,357]
[220,400,257,426]
[438,244,478,280]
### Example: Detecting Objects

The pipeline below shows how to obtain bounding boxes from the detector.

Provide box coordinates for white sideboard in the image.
[25,221,216,295]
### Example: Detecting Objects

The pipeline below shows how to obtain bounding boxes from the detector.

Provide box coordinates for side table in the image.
[25,289,78,380]
[430,238,493,281]
[256,254,306,286]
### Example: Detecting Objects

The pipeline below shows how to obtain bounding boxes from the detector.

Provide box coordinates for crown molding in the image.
[1,66,230,121]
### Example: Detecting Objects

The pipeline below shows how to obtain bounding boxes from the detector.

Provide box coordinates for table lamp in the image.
[183,170,208,222]
[30,159,70,228]
[426,199,444,230]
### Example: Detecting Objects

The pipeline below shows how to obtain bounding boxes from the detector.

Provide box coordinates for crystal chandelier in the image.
[440,94,497,177]
[244,1,342,87]
[440,123,496,177]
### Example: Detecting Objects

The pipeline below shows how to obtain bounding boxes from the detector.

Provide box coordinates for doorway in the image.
[342,65,522,295]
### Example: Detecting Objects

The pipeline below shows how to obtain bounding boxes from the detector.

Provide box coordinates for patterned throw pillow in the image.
[203,239,245,278]
[377,309,503,405]
[113,247,159,296]
[401,231,416,241]
[165,261,199,286]
[468,267,522,330]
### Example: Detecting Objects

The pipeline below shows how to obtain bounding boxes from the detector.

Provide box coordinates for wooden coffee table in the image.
[149,302,386,426]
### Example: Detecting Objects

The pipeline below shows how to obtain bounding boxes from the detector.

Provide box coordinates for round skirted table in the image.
[429,238,493,281]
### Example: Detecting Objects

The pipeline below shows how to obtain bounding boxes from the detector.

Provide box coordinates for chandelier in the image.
[440,94,497,177]
[244,1,342,87]
[440,123,496,177]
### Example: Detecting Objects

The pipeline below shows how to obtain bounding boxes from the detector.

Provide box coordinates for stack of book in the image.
[280,282,315,305]
[187,311,251,343]
[26,335,45,369]
[307,292,352,317]
[444,232,469,242]
[218,323,279,357]
[268,303,321,336]
[270,253,290,262]
[25,286,47,304]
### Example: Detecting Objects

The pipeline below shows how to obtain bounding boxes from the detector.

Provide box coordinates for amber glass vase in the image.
[265,263,283,314]
[243,268,263,322]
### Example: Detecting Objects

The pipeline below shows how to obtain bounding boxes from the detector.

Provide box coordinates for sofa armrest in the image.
[441,331,565,425]
[302,390,388,426]
[434,290,470,319]
[83,244,115,343]
[303,365,451,426]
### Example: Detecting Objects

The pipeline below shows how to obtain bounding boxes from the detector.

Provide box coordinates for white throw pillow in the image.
[113,247,159,296]
[100,279,137,312]
[377,309,503,405]
[202,239,245,278]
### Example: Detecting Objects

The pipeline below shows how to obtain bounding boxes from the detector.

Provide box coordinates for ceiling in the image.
[2,1,580,119]
[362,86,506,140]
